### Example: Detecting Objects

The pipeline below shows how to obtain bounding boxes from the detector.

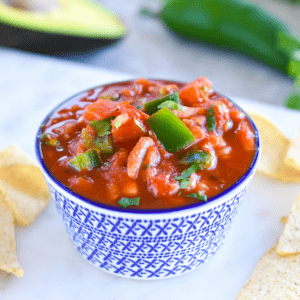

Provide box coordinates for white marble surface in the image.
[0,48,300,300]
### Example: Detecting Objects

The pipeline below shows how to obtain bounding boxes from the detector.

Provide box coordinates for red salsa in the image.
[40,77,256,209]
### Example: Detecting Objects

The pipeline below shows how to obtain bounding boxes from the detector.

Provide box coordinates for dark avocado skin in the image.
[0,22,123,54]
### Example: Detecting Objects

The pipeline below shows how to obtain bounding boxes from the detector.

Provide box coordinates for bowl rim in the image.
[35,79,261,215]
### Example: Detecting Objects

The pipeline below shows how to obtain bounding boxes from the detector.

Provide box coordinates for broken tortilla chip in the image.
[285,127,300,172]
[0,195,24,277]
[247,111,300,182]
[0,145,38,167]
[236,243,300,299]
[0,145,50,226]
[277,193,300,256]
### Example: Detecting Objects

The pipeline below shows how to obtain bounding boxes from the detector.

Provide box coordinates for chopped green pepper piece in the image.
[147,107,195,153]
[157,100,186,112]
[93,135,114,154]
[143,92,180,115]
[186,191,207,202]
[118,197,140,208]
[69,149,101,171]
[82,129,114,154]
[207,105,216,132]
[90,117,114,137]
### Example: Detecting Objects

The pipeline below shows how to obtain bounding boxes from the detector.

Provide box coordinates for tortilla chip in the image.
[285,127,300,172]
[0,145,50,226]
[0,145,38,167]
[236,243,300,299]
[277,194,300,256]
[247,111,300,182]
[0,195,24,277]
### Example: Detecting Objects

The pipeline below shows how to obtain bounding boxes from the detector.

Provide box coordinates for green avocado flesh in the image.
[0,0,126,39]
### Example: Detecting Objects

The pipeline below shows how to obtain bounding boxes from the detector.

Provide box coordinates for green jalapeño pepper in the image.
[142,0,300,110]
[143,91,180,114]
[69,149,101,171]
[147,107,195,152]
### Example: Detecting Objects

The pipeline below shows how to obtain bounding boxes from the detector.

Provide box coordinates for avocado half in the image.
[0,0,126,53]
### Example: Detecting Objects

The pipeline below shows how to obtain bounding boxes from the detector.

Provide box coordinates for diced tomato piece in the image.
[180,84,200,106]
[125,106,149,121]
[110,102,149,143]
[112,113,129,127]
[84,99,119,121]
[235,121,256,151]
[117,100,131,112]
[118,101,149,120]
[180,76,212,106]
[112,113,146,142]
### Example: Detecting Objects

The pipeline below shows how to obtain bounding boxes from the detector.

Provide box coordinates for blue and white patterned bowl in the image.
[35,83,260,279]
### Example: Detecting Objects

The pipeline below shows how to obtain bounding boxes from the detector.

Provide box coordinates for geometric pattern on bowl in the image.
[47,182,248,279]
[36,83,260,279]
